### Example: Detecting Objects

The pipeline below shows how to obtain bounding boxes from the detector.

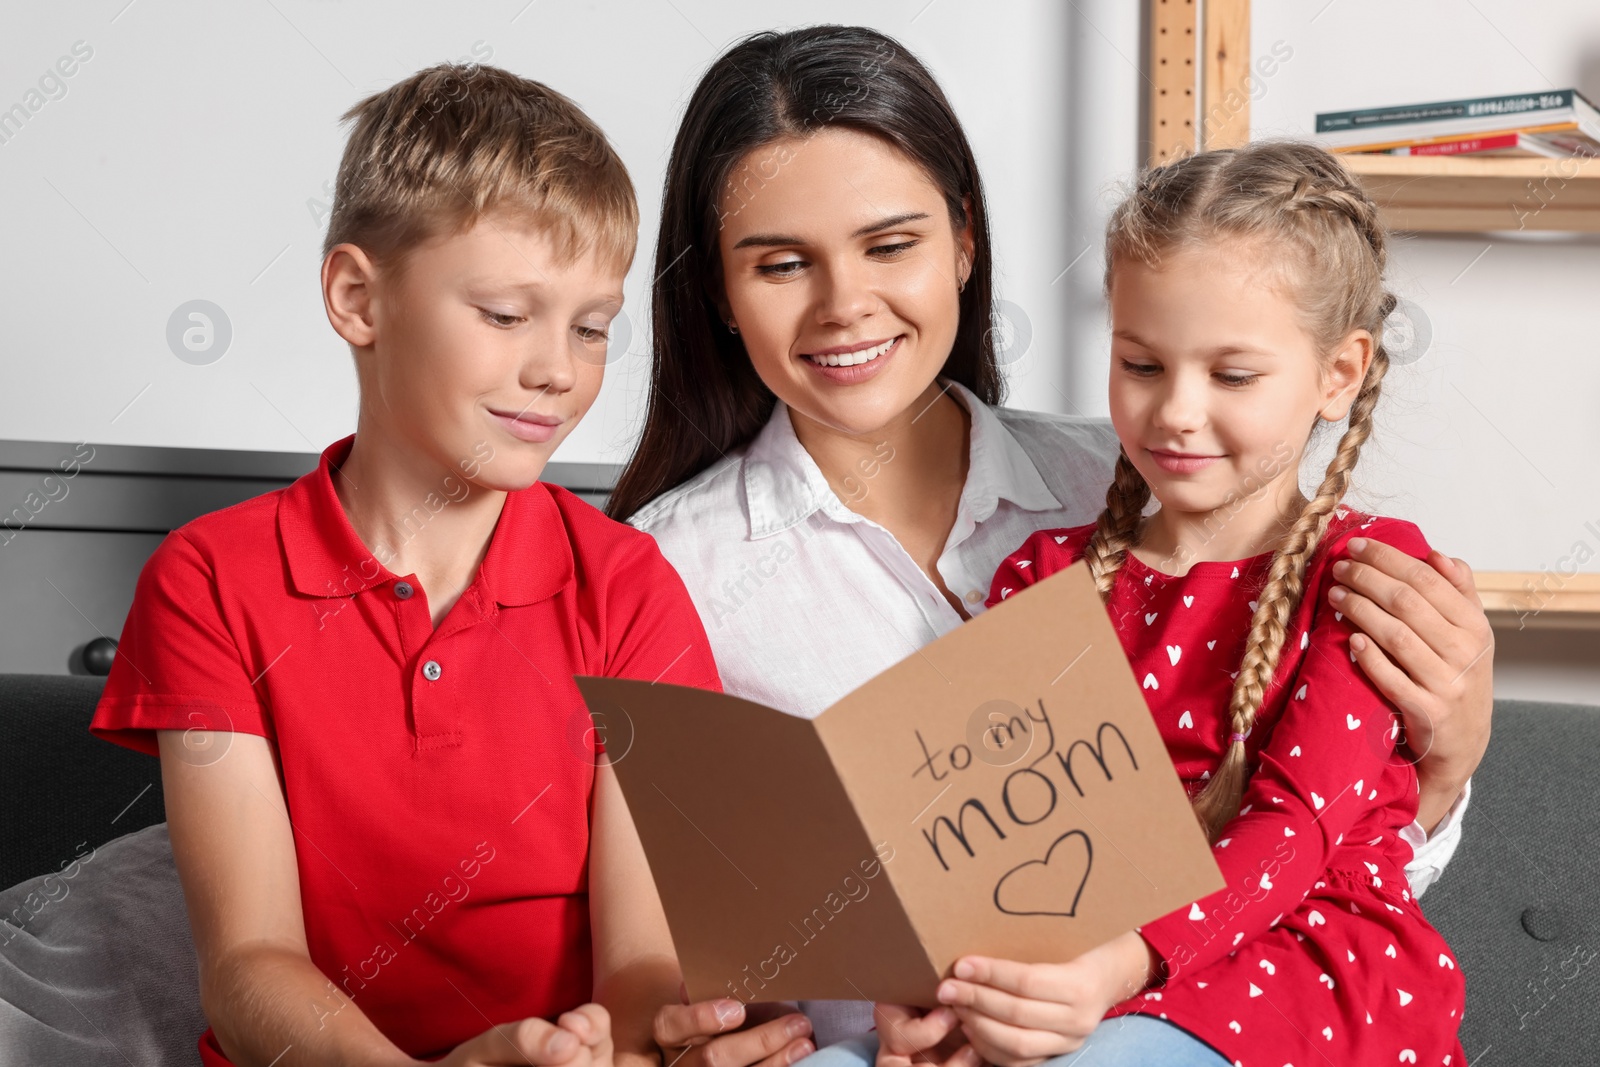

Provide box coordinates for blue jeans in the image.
[795,1016,1228,1067]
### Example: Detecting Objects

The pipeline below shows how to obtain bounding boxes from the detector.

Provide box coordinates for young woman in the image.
[610,26,1494,1067]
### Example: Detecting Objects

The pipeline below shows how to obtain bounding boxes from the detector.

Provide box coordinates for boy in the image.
[90,63,714,1067]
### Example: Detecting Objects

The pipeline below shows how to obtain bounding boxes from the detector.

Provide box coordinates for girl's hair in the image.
[605,25,1002,521]
[1088,141,1398,842]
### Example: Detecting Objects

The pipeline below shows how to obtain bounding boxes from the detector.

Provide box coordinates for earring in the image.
[727,319,739,334]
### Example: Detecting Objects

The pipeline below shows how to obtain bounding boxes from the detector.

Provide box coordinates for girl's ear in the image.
[1319,328,1374,422]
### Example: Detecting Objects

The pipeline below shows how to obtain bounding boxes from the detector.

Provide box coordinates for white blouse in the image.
[630,380,1469,1046]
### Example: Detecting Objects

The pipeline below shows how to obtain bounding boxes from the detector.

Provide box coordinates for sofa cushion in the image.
[1419,699,1600,1055]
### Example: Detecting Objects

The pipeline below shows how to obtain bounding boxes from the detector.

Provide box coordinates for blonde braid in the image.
[1190,310,1395,842]
[1083,450,1152,601]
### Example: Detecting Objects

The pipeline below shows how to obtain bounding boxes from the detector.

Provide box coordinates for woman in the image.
[614,26,1494,1067]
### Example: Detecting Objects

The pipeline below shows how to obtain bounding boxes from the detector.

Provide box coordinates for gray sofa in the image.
[1,675,1594,1062]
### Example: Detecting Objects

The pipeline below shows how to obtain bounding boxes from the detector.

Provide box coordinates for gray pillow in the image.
[0,823,204,1066]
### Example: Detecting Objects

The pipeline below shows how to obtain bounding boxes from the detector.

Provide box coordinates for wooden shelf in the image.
[1475,572,1600,630]
[1341,154,1600,233]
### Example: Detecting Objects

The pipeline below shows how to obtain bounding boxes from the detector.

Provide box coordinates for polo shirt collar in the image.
[739,380,1062,540]
[278,435,572,606]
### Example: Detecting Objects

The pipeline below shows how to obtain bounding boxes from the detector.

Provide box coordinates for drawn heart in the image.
[1354,779,1364,795]
[1142,673,1159,690]
[1183,595,1195,607]
[1284,827,1295,837]
[1017,560,1032,569]
[1318,972,1335,988]
[1177,710,1194,729]
[1259,958,1275,975]
[1400,1052,1417,1064]
[1385,943,1397,958]
[993,830,1093,919]
[1145,612,1159,625]
[1231,566,1240,578]
[1001,588,1014,599]
[1364,861,1380,874]
[1167,644,1182,665]
[1295,684,1308,700]
[1301,632,1309,650]
[1289,745,1302,757]
[1335,611,1343,622]
[1369,789,1378,800]
[1217,837,1231,848]
[1347,949,1357,963]
[1311,792,1324,809]
[1228,1020,1241,1034]
[1054,535,1069,544]
[1323,1026,1334,1040]
[1249,600,1259,612]
[1259,873,1273,891]
[1189,902,1206,921]
[1347,713,1361,730]
[1248,982,1262,998]
[1439,954,1455,969]
[1308,910,1326,927]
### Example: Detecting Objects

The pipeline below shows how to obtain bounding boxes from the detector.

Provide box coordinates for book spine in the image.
[1317,89,1575,134]
[1402,133,1523,157]
[1331,120,1581,154]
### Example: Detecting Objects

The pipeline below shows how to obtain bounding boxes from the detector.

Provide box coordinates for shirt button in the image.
[422,659,442,681]
[394,581,414,600]
[964,589,984,604]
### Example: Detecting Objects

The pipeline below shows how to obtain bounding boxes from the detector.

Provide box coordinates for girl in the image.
[954,142,1468,1066]
[610,26,1488,1067]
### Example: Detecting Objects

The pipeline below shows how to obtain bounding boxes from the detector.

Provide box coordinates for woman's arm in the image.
[162,731,591,1067]
[1331,538,1494,833]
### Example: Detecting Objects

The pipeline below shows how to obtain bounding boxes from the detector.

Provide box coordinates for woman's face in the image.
[715,127,973,439]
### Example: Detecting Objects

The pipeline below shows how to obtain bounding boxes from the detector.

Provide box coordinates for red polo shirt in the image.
[90,435,720,1062]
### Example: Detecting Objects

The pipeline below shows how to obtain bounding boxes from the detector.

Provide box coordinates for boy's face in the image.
[342,211,624,491]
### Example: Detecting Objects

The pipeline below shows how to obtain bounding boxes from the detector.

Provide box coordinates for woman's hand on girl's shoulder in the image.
[435,1005,611,1067]
[1329,533,1494,830]
[931,933,1157,1067]
[652,998,813,1067]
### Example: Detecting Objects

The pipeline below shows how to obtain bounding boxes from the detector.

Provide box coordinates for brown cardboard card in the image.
[576,561,1224,1006]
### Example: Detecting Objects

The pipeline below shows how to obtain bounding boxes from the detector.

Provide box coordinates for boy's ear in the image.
[1319,328,1374,423]
[323,243,380,349]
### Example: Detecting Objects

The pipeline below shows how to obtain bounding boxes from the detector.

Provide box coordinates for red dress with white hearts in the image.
[987,510,1466,1067]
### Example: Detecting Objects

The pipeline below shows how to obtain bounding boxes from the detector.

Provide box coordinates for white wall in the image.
[0,0,1137,468]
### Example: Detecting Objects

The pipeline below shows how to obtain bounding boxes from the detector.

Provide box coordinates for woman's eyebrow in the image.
[731,211,933,250]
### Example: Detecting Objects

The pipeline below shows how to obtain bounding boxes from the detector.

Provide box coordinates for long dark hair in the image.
[606,25,1003,521]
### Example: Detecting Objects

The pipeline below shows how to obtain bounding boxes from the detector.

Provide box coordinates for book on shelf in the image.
[1315,89,1600,157]
[1373,128,1600,159]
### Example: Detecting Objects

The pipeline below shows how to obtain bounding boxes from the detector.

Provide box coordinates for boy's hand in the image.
[653,996,813,1067]
[437,1004,610,1067]
[873,1005,980,1067]
[934,933,1157,1067]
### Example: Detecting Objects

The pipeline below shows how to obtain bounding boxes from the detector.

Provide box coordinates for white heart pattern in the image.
[1167,644,1182,665]
[1259,873,1273,891]
[1385,943,1398,958]
[1145,612,1159,625]
[1143,673,1159,690]
[1347,949,1357,963]
[1311,791,1325,809]
[1249,600,1259,612]
[1017,560,1033,569]
[1347,713,1362,730]
[1295,684,1308,700]
[1289,745,1302,757]
[1178,710,1194,729]
[1248,982,1262,998]
[1308,910,1326,926]
[1231,566,1240,578]
[1001,588,1014,599]
[1439,953,1455,969]
[1259,958,1275,975]
[1284,827,1296,837]
[1054,534,1069,544]
[1318,972,1335,988]
[1207,640,1217,650]
[1184,595,1195,607]
[1228,1020,1241,1033]
[1218,837,1231,848]
[1400,1052,1417,1064]
[1398,989,1413,1006]
[1322,1026,1333,1040]
[1301,632,1309,650]
[1189,902,1206,921]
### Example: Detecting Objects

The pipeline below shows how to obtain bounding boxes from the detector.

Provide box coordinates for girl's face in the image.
[715,127,973,439]
[1107,241,1371,525]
